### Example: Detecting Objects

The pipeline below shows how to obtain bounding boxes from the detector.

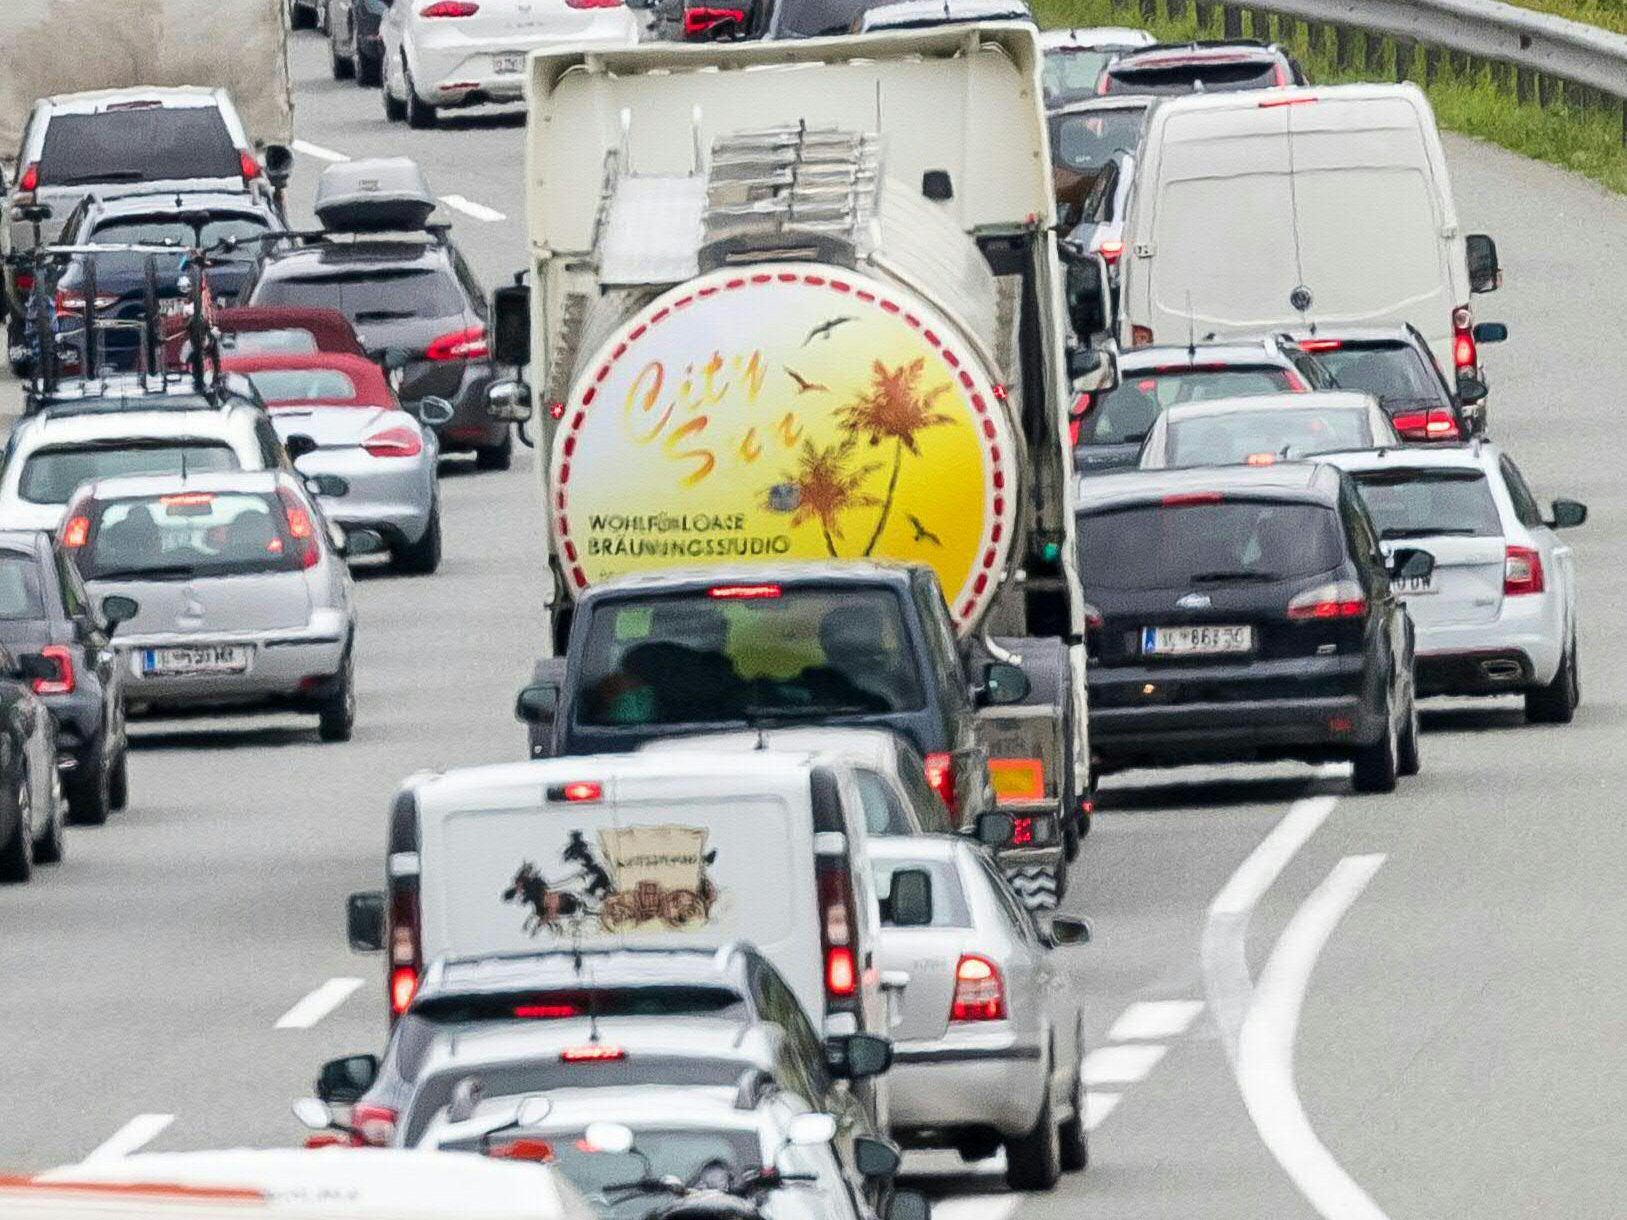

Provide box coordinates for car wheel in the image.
[383,64,407,121]
[475,428,513,472]
[1059,1028,1089,1172]
[1397,683,1421,777]
[108,744,129,811]
[1351,685,1399,795]
[356,46,384,87]
[0,775,34,883]
[65,740,111,827]
[404,61,438,128]
[1004,1057,1062,1191]
[318,647,357,743]
[34,769,65,865]
[1526,636,1579,724]
[330,33,356,80]
[392,504,442,575]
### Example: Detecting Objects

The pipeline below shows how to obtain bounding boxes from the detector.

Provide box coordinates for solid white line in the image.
[275,977,364,1030]
[83,1114,174,1162]
[1083,1092,1121,1131]
[1081,1043,1166,1086]
[440,194,507,223]
[1238,853,1389,1220]
[1202,794,1339,1060]
[1107,999,1205,1042]
[931,1195,1018,1220]
[291,139,351,163]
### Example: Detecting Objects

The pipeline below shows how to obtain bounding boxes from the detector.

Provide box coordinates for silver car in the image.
[60,470,366,741]
[870,835,1090,1192]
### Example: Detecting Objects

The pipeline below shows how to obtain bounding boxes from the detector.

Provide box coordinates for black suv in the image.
[1076,463,1428,793]
[238,232,508,468]
[0,530,133,824]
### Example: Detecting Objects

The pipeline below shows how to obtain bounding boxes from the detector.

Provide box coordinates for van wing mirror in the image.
[1471,321,1507,345]
[1063,250,1112,340]
[853,1136,903,1179]
[515,681,560,726]
[347,890,386,952]
[492,282,531,367]
[316,1054,380,1104]
[826,1032,892,1080]
[887,868,933,927]
[976,661,1030,707]
[1466,234,1501,293]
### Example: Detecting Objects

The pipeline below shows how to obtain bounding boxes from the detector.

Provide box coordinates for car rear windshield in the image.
[38,108,240,186]
[0,552,47,621]
[1349,469,1503,539]
[774,0,872,36]
[1166,407,1371,466]
[874,859,972,927]
[413,987,747,1025]
[82,215,275,277]
[74,491,303,581]
[1080,499,1346,589]
[576,588,926,728]
[1082,367,1298,445]
[1044,49,1128,107]
[220,328,320,356]
[243,369,358,403]
[1104,59,1280,94]
[1311,342,1444,406]
[1050,108,1144,172]
[19,442,240,505]
[252,268,464,323]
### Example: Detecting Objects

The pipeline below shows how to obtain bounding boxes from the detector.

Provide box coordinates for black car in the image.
[0,644,70,883]
[1077,463,1429,793]
[1099,40,1308,95]
[327,0,390,86]
[1284,325,1494,441]
[0,530,135,826]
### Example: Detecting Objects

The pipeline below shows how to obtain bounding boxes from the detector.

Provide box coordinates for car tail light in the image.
[1452,306,1476,371]
[1162,492,1223,507]
[1287,581,1367,621]
[420,0,479,13]
[1130,325,1154,347]
[683,4,741,31]
[1504,545,1545,596]
[275,487,321,570]
[514,1003,581,1018]
[1298,338,1343,352]
[362,425,423,459]
[924,751,957,815]
[1097,238,1125,265]
[16,162,38,198]
[1390,408,1460,441]
[950,954,1006,1022]
[239,149,261,182]
[1067,393,1093,446]
[55,290,118,313]
[32,645,74,696]
[351,1103,398,1147]
[708,583,780,599]
[61,515,91,550]
[816,860,859,1001]
[424,324,488,362]
[561,1044,626,1062]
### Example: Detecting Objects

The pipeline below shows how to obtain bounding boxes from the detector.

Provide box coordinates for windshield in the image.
[74,491,305,581]
[19,443,239,506]
[1350,469,1503,538]
[1080,499,1345,589]
[244,369,359,403]
[1050,108,1144,171]
[576,589,926,728]
[38,108,240,185]
[1312,342,1445,405]
[1165,407,1372,466]
[0,553,47,621]
[1082,367,1299,446]
[251,268,464,323]
[1104,59,1280,94]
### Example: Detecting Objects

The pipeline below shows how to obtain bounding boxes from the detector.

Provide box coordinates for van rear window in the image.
[38,109,239,186]
[1080,500,1345,590]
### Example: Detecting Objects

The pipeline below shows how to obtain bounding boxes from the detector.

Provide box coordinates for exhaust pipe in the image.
[1481,659,1522,682]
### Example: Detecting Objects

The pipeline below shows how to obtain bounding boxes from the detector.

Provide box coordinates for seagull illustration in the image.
[783,366,829,395]
[908,514,942,546]
[802,316,857,346]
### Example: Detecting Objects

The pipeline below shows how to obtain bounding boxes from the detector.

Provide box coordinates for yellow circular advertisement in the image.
[551,264,1019,630]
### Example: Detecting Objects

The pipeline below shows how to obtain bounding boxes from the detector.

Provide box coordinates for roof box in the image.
[314,157,437,232]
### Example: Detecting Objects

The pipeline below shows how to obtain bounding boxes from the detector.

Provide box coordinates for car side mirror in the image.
[887,868,933,927]
[263,144,294,192]
[306,474,350,498]
[1546,498,1587,530]
[486,379,533,423]
[1389,547,1435,582]
[99,594,139,631]
[1454,373,1488,405]
[15,653,58,683]
[414,396,456,427]
[347,890,386,952]
[515,681,560,726]
[853,1136,902,1180]
[316,1053,379,1104]
[975,810,1014,848]
[284,433,319,464]
[491,282,531,367]
[1471,321,1507,345]
[1048,914,1091,946]
[976,660,1030,707]
[827,1032,892,1081]
[886,1190,931,1220]
[340,528,387,558]
[1465,234,1501,293]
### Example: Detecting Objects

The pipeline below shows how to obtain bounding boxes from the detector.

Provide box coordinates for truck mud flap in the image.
[1004,860,1064,911]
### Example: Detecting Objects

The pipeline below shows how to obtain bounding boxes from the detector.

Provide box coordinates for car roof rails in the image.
[1137,38,1270,53]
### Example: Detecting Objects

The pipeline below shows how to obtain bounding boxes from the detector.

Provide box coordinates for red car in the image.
[167,306,369,368]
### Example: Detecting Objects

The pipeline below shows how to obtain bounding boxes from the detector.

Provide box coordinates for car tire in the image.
[383,68,407,121]
[392,504,442,575]
[357,47,384,87]
[1004,1060,1062,1191]
[34,770,64,865]
[330,37,356,80]
[109,745,129,811]
[0,775,34,884]
[65,741,111,827]
[318,647,357,743]
[1526,636,1579,725]
[475,428,513,471]
[404,62,438,129]
[1351,686,1399,795]
[1397,683,1421,777]
[1059,1029,1089,1173]
[1063,820,1080,863]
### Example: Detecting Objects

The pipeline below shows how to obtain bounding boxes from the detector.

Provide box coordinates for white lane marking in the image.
[275,977,364,1030]
[83,1114,174,1162]
[931,1196,1017,1220]
[1083,1091,1121,1131]
[1238,853,1389,1220]
[1107,999,1205,1042]
[292,139,351,163]
[440,194,507,223]
[1081,1043,1167,1086]
[1202,794,1339,1061]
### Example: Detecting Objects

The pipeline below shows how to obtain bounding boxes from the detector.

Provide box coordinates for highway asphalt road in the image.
[2,30,1625,1220]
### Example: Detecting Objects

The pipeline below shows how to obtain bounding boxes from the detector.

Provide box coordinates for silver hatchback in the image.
[60,471,364,741]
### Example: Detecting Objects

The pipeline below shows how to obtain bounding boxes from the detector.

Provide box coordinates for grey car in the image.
[870,835,1090,1192]
[61,470,362,741]
[1136,390,1402,470]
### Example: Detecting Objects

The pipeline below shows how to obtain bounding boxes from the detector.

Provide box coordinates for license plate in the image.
[142,645,250,676]
[493,52,524,74]
[1142,625,1253,656]
[1392,574,1437,595]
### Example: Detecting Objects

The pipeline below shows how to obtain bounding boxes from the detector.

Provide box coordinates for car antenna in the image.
[1283,99,1316,336]
[1185,291,1197,362]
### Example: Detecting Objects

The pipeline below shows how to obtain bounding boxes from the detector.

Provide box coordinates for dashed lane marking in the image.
[1081,1043,1168,1086]
[291,139,351,163]
[440,194,507,223]
[1084,1092,1121,1131]
[1107,999,1205,1042]
[83,1114,174,1162]
[274,977,364,1030]
[931,1194,1019,1220]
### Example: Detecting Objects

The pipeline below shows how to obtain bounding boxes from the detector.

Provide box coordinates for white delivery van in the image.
[1117,84,1503,387]
[349,752,888,1038]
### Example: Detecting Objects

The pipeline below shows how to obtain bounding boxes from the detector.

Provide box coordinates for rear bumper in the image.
[1414,601,1563,692]
[117,616,349,711]
[889,1028,1046,1139]
[413,23,638,104]
[1090,695,1381,767]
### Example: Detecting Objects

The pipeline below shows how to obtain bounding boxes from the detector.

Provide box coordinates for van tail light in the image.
[1130,325,1154,347]
[1287,580,1367,621]
[276,488,321,570]
[1390,408,1460,441]
[387,883,421,1019]
[1504,546,1545,596]
[1096,239,1125,265]
[420,0,480,14]
[239,149,262,182]
[350,1103,399,1147]
[1452,306,1476,370]
[389,965,418,1015]
[16,162,39,199]
[924,751,958,815]
[362,425,424,459]
[816,859,859,1001]
[424,325,488,362]
[950,954,1006,1022]
[32,645,74,696]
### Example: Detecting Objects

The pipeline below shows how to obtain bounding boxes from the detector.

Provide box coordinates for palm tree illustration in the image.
[836,358,955,556]
[768,438,881,556]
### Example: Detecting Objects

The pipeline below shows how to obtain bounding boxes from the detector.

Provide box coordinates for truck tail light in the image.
[424,324,488,362]
[239,149,262,182]
[950,954,1006,1022]
[924,751,957,815]
[33,645,74,696]
[816,860,859,1001]
[351,1103,398,1147]
[1287,581,1367,621]
[1504,546,1545,596]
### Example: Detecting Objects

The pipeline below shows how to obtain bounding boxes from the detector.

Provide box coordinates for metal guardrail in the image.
[1110,0,1627,143]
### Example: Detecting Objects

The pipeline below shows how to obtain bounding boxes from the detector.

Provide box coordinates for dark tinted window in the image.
[1104,59,1280,94]
[1082,367,1297,446]
[0,553,47,621]
[411,987,747,1024]
[38,109,239,186]
[1050,109,1143,172]
[1350,470,1503,539]
[19,442,239,505]
[773,0,872,36]
[576,589,926,727]
[75,491,304,580]
[1166,406,1372,466]
[83,215,274,278]
[1080,499,1346,590]
[1312,342,1445,406]
[252,268,464,323]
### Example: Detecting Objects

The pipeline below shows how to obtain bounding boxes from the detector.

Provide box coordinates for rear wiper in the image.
[53,170,149,185]
[91,564,197,581]
[1189,570,1282,583]
[353,309,417,322]
[1381,527,1477,538]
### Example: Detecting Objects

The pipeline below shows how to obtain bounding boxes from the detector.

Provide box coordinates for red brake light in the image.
[17,162,38,195]
[1504,545,1545,596]
[1392,409,1459,441]
[816,860,859,1000]
[62,515,91,549]
[424,324,488,362]
[1287,581,1367,621]
[362,425,424,459]
[420,0,479,13]
[561,1044,626,1062]
[1245,453,1278,467]
[562,781,602,802]
[924,751,957,814]
[1259,93,1317,107]
[487,1138,556,1161]
[1097,239,1125,264]
[683,4,741,31]
[1452,307,1476,370]
[1298,338,1343,352]
[33,645,74,696]
[707,583,781,600]
[161,492,216,508]
[1009,816,1034,846]
[1161,492,1223,507]
[275,488,321,570]
[389,966,419,1016]
[351,1103,399,1147]
[825,946,857,996]
[239,149,261,182]
[514,1003,581,1019]
[950,954,1006,1022]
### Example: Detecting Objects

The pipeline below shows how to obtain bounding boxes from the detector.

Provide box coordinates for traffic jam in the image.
[0,0,1598,1217]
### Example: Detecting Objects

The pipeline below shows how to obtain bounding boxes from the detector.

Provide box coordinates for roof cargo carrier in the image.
[314,157,437,232]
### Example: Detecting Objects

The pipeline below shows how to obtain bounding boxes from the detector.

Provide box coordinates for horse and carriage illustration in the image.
[501,826,720,936]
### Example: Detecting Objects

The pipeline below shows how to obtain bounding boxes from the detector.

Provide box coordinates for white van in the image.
[1117,84,1503,386]
[349,752,888,1038]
